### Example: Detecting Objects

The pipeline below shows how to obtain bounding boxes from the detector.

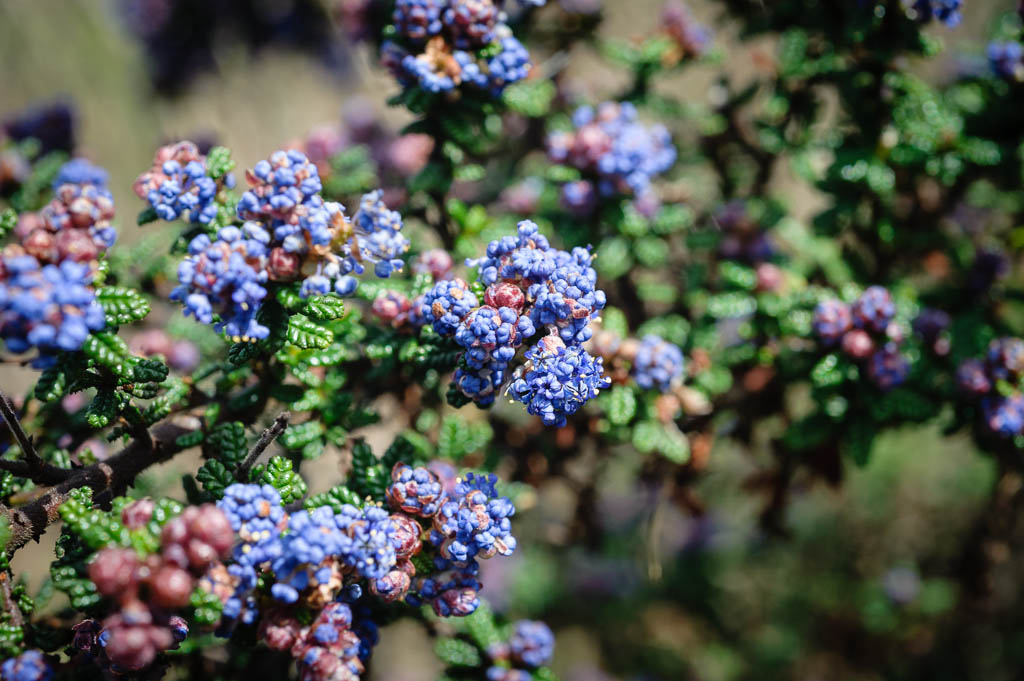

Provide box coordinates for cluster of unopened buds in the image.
[381,0,538,96]
[486,620,555,681]
[0,159,113,365]
[389,221,610,426]
[133,141,234,224]
[172,461,519,681]
[145,147,409,342]
[78,500,234,672]
[957,337,1024,437]
[813,286,910,390]
[547,101,676,216]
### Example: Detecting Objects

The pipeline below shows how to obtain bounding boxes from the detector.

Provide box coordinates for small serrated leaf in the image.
[96,286,151,326]
[304,295,346,321]
[86,390,119,428]
[287,315,334,349]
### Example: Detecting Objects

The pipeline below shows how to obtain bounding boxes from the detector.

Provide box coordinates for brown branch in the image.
[2,415,202,557]
[238,412,291,476]
[0,391,72,485]
[0,570,24,629]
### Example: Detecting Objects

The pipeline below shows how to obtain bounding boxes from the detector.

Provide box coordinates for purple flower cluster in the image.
[487,620,555,680]
[547,102,676,214]
[509,335,610,427]
[8,158,116,269]
[0,255,105,367]
[161,149,409,342]
[988,41,1024,81]
[413,221,609,421]
[812,287,909,391]
[382,0,533,96]
[1,651,52,681]
[957,338,1024,438]
[631,334,685,392]
[404,469,517,616]
[133,141,233,224]
[911,0,962,27]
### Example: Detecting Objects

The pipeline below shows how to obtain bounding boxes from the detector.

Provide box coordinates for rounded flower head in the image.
[509,620,555,668]
[133,141,223,224]
[217,483,286,567]
[813,299,852,344]
[509,335,610,427]
[387,463,444,517]
[986,337,1024,383]
[867,345,909,391]
[1,651,52,681]
[957,358,993,396]
[171,225,270,342]
[54,158,108,189]
[632,335,685,392]
[432,472,516,564]
[421,278,479,336]
[0,256,105,366]
[852,286,895,333]
[237,149,322,224]
[983,394,1024,437]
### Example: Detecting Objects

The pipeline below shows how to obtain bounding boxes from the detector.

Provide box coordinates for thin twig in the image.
[238,412,290,477]
[2,415,202,557]
[0,570,24,629]
[0,391,42,468]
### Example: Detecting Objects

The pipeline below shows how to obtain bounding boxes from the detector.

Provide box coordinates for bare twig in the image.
[0,391,72,485]
[0,391,42,468]
[238,412,290,476]
[1,415,202,557]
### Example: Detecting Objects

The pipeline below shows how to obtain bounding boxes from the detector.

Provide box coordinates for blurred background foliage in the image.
[4,1,1024,681]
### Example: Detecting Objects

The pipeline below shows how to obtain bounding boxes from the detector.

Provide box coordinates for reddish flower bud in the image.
[484,282,526,312]
[148,564,194,609]
[89,548,139,599]
[841,329,875,359]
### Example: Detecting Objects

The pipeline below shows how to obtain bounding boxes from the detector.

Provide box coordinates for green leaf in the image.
[83,331,136,378]
[0,208,17,238]
[133,358,169,384]
[196,460,235,498]
[136,206,159,226]
[204,421,248,468]
[259,456,307,503]
[86,390,119,428]
[206,146,236,180]
[434,638,482,667]
[281,421,325,451]
[607,386,637,426]
[287,315,334,349]
[34,364,67,402]
[96,286,151,326]
[502,79,556,117]
[304,295,345,321]
[305,485,362,512]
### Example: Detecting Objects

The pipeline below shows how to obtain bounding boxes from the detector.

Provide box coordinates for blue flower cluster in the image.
[382,0,534,96]
[270,505,396,604]
[386,463,445,516]
[415,220,609,422]
[53,158,108,189]
[988,41,1024,81]
[487,619,555,681]
[162,149,408,342]
[812,287,909,390]
[631,334,685,393]
[133,141,232,224]
[911,0,962,27]
[957,338,1024,438]
[431,472,516,564]
[0,255,105,367]
[509,336,609,427]
[547,102,676,214]
[1,651,52,681]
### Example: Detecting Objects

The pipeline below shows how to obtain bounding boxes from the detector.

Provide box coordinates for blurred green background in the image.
[3,1,1023,680]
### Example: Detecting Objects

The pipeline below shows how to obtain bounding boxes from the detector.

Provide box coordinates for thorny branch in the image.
[0,391,71,486]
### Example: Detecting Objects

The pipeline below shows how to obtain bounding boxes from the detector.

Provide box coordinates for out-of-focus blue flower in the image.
[867,344,909,391]
[988,41,1024,80]
[911,0,962,27]
[983,393,1024,437]
[812,299,852,344]
[393,0,445,41]
[632,334,685,392]
[509,620,555,668]
[54,158,108,189]
[1,651,53,681]
[0,255,105,366]
[852,286,895,333]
